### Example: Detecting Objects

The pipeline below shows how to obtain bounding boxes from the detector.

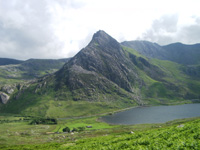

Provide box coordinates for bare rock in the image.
[0,92,10,104]
[177,124,184,128]
[1,85,16,94]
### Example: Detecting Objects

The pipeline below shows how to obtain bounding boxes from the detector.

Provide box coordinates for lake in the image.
[102,103,200,125]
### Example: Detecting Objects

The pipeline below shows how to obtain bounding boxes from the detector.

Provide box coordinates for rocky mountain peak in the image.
[56,30,136,94]
[92,30,111,40]
[89,30,120,50]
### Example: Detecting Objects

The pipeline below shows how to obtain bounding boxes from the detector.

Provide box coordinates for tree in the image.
[72,128,78,132]
[63,127,70,133]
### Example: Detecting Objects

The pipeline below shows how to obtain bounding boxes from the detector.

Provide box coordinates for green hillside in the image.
[0,58,23,66]
[0,115,199,150]
[122,41,200,65]
[123,46,200,104]
[0,58,69,87]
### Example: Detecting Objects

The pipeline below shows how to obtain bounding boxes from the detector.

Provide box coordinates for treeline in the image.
[0,117,58,125]
[29,117,57,125]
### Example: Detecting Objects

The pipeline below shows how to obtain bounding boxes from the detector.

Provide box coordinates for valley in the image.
[0,30,200,149]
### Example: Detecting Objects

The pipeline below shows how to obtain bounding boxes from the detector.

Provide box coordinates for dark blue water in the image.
[102,104,200,125]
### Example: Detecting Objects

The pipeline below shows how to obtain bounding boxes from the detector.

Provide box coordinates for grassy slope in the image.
[0,65,25,85]
[64,118,200,150]
[151,59,200,98]
[0,115,200,149]
[123,46,200,103]
[0,59,68,87]
[0,77,130,117]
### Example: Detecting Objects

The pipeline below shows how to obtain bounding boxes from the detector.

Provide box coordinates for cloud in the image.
[0,0,200,60]
[177,17,200,44]
[140,14,179,45]
[140,14,200,45]
[0,0,67,60]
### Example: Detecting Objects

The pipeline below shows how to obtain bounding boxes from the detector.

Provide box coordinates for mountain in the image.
[162,43,200,65]
[121,41,200,65]
[121,41,168,60]
[0,58,70,82]
[18,58,70,78]
[0,58,24,66]
[0,30,200,117]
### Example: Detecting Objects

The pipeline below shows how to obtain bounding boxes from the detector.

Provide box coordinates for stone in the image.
[0,92,10,104]
[177,124,184,128]
[1,85,16,94]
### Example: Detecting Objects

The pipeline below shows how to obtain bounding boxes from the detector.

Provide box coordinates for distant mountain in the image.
[121,41,168,60]
[0,58,23,66]
[121,41,200,65]
[0,58,70,85]
[1,30,199,117]
[162,43,200,65]
[18,58,70,78]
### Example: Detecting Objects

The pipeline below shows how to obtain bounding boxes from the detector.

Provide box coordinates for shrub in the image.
[72,128,78,132]
[63,127,70,133]
[78,126,85,132]
[29,117,57,125]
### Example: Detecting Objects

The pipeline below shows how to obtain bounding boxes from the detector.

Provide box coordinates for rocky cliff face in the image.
[57,31,137,91]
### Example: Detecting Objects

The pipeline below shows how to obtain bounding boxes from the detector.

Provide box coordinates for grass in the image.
[122,46,145,58]
[0,114,200,149]
[0,115,117,146]
[1,76,138,118]
[54,116,118,133]
[64,119,200,150]
[150,59,188,83]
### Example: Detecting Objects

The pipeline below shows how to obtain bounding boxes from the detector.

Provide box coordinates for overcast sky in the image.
[0,0,200,60]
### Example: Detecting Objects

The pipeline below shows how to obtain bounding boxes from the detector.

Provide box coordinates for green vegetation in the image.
[122,46,145,58]
[63,127,70,132]
[64,119,200,150]
[122,46,200,105]
[0,114,200,150]
[0,58,68,86]
[30,118,57,125]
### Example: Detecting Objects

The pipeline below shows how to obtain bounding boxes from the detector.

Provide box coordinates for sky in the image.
[0,0,200,60]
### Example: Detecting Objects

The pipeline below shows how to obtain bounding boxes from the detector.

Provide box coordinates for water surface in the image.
[102,104,200,125]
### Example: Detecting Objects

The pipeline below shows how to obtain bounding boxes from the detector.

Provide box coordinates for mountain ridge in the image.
[0,30,200,117]
[121,40,200,65]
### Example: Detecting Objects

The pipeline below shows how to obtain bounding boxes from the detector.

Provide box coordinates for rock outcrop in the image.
[1,85,16,94]
[0,92,10,104]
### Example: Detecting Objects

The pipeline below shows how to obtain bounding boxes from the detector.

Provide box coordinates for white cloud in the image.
[0,0,200,59]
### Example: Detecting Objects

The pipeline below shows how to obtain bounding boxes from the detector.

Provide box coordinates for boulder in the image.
[0,92,10,104]
[1,85,16,94]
